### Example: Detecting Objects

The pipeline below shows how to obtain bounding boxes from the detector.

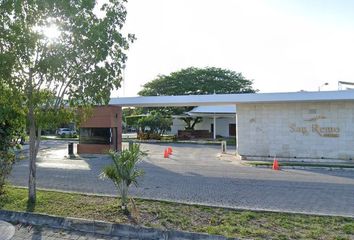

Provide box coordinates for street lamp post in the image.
[318,82,329,91]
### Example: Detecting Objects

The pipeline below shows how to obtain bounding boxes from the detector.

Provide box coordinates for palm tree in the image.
[102,144,146,213]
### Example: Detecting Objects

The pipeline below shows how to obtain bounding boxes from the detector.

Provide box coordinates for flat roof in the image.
[188,105,236,114]
[109,90,354,107]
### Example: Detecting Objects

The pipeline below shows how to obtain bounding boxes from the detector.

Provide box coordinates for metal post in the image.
[213,114,216,140]
[68,142,74,155]
[235,105,238,153]
[221,141,227,153]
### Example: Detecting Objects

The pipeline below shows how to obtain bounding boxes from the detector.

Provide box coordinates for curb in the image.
[251,164,354,171]
[122,140,223,145]
[0,210,234,240]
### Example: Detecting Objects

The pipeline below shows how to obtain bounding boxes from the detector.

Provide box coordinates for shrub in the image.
[101,144,147,214]
[148,133,161,140]
[0,151,15,194]
[137,132,149,140]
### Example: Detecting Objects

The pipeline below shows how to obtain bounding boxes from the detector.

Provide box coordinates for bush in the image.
[0,151,15,194]
[101,144,146,214]
[148,133,161,140]
[0,86,25,195]
[137,133,149,140]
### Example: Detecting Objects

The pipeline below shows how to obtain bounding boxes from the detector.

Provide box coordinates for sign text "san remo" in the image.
[289,124,340,138]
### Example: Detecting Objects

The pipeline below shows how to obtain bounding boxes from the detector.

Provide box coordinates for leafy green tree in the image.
[138,67,256,129]
[125,114,145,131]
[0,83,25,194]
[102,144,146,214]
[138,111,172,135]
[125,111,172,139]
[139,67,255,96]
[0,0,133,202]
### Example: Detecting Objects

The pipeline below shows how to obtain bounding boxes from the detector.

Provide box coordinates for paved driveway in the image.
[10,140,354,217]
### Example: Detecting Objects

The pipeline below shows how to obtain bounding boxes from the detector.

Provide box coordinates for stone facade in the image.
[237,101,354,160]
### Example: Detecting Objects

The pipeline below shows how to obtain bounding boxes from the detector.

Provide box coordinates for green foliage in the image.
[0,84,25,194]
[0,0,134,106]
[125,115,145,130]
[2,186,354,239]
[138,67,256,129]
[137,111,172,135]
[125,111,173,139]
[0,0,133,117]
[0,152,15,195]
[138,67,256,96]
[343,222,354,234]
[122,108,137,122]
[102,144,146,213]
[0,0,133,201]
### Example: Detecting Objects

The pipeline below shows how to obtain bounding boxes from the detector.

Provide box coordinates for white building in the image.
[110,90,354,161]
[170,105,236,138]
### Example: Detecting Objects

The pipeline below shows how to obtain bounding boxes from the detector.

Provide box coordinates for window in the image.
[229,124,236,136]
[80,128,111,144]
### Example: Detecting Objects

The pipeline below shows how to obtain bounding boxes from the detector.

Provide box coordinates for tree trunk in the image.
[28,105,37,203]
[190,117,202,129]
[121,182,129,214]
[35,127,41,157]
[182,117,202,130]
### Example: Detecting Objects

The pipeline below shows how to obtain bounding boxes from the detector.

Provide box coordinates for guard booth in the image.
[77,105,122,154]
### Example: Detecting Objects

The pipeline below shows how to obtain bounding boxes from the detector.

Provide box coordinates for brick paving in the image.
[9,140,354,218]
[12,224,130,240]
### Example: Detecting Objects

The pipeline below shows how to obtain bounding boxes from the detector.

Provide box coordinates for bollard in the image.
[128,141,133,151]
[68,142,74,155]
[221,141,227,153]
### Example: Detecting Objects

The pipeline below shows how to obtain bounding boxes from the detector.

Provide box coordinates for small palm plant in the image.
[102,144,146,213]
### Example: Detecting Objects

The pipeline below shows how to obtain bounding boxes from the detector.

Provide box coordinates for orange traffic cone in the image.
[164,149,169,158]
[272,158,280,170]
[167,147,173,155]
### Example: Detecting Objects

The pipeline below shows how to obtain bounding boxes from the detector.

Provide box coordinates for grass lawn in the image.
[1,186,353,240]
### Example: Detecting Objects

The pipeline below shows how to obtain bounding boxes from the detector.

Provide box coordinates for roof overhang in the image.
[188,113,235,118]
[109,90,354,107]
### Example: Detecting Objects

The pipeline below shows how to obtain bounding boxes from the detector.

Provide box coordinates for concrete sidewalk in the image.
[12,224,125,240]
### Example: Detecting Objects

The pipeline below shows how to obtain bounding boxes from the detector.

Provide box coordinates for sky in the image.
[114,0,354,97]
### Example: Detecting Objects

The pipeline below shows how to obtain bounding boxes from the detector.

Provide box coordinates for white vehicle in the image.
[57,128,76,136]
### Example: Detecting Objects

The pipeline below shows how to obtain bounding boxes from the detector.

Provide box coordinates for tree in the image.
[101,144,146,214]
[138,67,256,129]
[0,1,133,202]
[0,83,25,194]
[137,111,172,139]
[125,111,172,139]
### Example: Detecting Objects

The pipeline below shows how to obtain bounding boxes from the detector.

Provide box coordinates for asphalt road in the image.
[9,140,354,217]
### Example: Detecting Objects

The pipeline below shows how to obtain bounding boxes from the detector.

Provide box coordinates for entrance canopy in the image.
[109,90,354,107]
[187,105,236,117]
[108,90,354,155]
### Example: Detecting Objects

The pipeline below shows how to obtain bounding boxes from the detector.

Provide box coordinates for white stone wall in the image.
[237,101,354,160]
[170,118,186,135]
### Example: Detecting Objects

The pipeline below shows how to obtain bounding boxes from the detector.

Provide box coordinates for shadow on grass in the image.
[26,199,36,212]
